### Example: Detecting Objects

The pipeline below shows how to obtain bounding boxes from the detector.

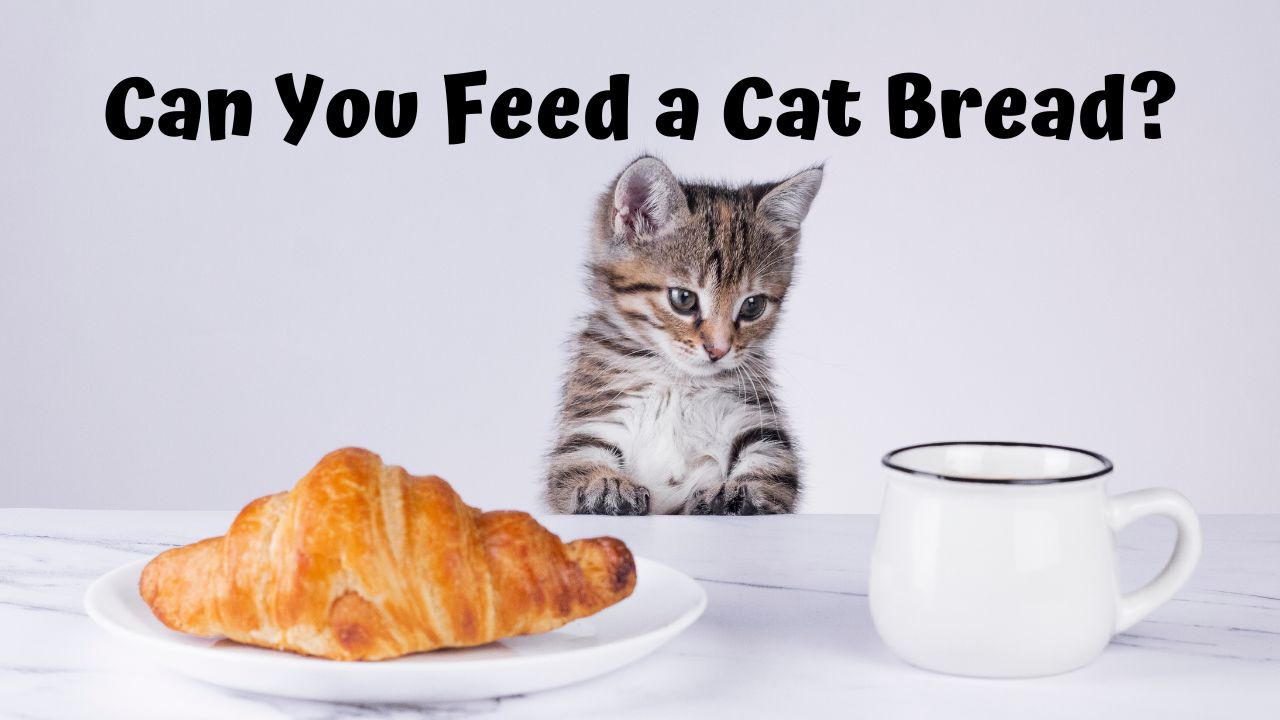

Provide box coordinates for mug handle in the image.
[1107,489,1203,633]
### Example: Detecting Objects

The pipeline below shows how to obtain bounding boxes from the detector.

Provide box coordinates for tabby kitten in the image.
[545,156,822,515]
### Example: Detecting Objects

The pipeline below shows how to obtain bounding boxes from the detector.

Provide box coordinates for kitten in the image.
[545,156,822,515]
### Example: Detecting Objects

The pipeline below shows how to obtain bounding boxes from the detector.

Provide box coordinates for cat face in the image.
[590,157,823,377]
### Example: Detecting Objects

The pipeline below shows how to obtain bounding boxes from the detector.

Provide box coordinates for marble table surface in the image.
[0,510,1276,719]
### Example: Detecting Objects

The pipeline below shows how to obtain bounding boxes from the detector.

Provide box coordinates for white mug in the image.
[869,441,1201,678]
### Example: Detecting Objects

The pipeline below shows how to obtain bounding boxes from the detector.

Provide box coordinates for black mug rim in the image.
[881,441,1114,485]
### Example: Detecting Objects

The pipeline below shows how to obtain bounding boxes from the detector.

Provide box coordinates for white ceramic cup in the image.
[869,441,1202,678]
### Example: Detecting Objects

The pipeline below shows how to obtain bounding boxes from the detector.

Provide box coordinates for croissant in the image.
[139,448,636,660]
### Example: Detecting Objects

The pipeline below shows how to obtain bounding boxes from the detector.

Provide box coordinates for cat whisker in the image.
[742,355,779,423]
[738,358,767,435]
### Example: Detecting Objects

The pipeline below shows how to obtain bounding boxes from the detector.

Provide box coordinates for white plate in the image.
[85,556,705,703]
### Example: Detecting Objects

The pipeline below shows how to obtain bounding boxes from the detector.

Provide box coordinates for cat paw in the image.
[574,475,650,516]
[684,479,792,515]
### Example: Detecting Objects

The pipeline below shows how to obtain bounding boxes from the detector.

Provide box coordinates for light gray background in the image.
[2,1,1277,512]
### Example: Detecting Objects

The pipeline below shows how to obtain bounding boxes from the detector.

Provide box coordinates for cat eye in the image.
[738,295,768,321]
[668,287,699,315]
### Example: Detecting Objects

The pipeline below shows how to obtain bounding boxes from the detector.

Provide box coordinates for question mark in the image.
[1131,71,1176,139]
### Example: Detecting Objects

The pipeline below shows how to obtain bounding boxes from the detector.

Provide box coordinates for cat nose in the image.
[703,343,730,362]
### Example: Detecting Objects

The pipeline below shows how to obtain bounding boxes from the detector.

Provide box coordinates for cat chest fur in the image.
[610,382,755,514]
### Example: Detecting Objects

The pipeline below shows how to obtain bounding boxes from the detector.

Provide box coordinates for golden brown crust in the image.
[139,448,636,660]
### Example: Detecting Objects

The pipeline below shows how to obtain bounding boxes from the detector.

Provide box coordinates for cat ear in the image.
[612,156,689,240]
[757,166,824,233]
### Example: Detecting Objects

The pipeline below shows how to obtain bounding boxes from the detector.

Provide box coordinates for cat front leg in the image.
[545,433,650,515]
[683,427,799,515]
[684,474,796,515]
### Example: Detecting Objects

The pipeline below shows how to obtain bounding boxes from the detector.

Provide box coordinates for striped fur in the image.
[545,157,822,515]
